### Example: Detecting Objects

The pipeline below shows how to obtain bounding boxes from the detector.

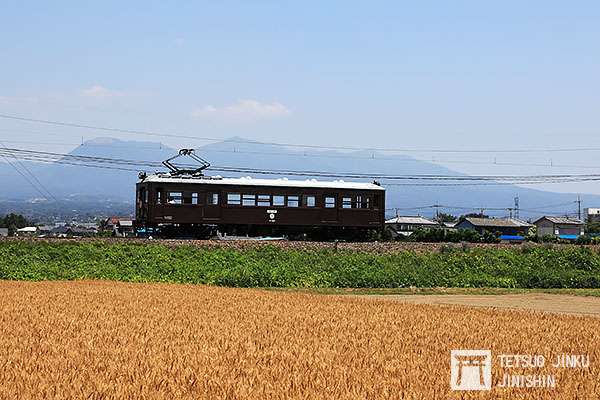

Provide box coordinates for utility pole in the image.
[577,195,582,220]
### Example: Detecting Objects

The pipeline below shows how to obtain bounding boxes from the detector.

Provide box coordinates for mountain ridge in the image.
[0,137,597,220]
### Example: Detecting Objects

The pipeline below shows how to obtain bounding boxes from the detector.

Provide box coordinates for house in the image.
[385,216,439,238]
[50,225,71,237]
[455,217,533,238]
[0,228,8,237]
[16,226,38,236]
[37,225,56,236]
[585,208,600,223]
[442,221,458,230]
[103,216,135,237]
[533,216,584,240]
[116,219,135,237]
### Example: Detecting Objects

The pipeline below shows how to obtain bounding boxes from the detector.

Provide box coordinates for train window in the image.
[342,197,352,209]
[303,195,316,207]
[168,192,183,205]
[191,192,199,205]
[156,190,163,204]
[257,194,271,207]
[273,195,285,206]
[207,193,219,205]
[373,194,380,209]
[242,194,256,206]
[227,193,241,205]
[287,195,299,207]
[325,197,336,208]
[356,195,370,209]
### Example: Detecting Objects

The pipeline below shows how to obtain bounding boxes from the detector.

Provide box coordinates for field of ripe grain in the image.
[0,281,598,399]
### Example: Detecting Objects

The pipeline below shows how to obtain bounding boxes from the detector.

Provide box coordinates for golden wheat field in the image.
[0,281,598,399]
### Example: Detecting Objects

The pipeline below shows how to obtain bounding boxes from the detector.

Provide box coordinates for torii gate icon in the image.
[450,350,492,391]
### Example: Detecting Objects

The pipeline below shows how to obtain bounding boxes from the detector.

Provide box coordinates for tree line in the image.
[0,214,33,236]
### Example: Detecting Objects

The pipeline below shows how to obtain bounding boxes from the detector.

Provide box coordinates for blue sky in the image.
[1,1,600,193]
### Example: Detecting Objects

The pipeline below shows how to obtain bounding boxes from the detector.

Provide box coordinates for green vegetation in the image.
[406,228,500,243]
[1,240,600,289]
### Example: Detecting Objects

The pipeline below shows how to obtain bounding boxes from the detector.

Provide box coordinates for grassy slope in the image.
[1,240,600,289]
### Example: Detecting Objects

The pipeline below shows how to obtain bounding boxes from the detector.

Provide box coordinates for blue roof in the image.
[558,234,579,240]
[499,235,525,241]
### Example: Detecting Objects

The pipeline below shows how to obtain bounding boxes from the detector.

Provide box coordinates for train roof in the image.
[141,174,385,191]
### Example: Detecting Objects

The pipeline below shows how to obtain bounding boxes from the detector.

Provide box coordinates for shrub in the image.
[2,240,600,289]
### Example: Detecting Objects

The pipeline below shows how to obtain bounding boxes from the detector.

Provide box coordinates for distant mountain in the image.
[1,136,598,220]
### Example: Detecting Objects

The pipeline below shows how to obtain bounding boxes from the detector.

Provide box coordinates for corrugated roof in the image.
[142,174,385,191]
[462,217,533,228]
[535,216,583,225]
[385,216,438,225]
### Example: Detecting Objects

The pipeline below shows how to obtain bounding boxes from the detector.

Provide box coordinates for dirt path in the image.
[370,293,600,316]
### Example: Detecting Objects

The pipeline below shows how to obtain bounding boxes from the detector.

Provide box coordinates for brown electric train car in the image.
[136,174,386,239]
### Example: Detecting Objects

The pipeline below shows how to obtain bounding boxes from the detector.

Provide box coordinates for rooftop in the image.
[385,216,438,225]
[142,174,385,191]
[461,217,533,228]
[534,216,583,225]
[16,226,38,232]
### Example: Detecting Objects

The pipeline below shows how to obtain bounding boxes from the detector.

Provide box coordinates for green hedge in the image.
[1,241,600,288]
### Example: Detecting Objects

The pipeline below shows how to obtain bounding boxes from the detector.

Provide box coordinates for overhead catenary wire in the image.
[0,144,588,217]
[0,141,58,201]
[4,113,600,154]
[386,202,581,219]
[3,146,600,190]
[0,152,51,199]
[5,130,600,171]
[5,146,600,183]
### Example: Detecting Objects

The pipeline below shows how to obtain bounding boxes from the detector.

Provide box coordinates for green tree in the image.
[0,214,31,229]
[434,212,457,223]
[585,222,600,234]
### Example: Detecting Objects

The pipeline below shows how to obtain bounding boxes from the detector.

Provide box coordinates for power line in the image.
[4,132,600,171]
[2,146,600,181]
[0,141,58,201]
[387,202,581,218]
[0,153,51,199]
[4,145,600,187]
[3,113,600,154]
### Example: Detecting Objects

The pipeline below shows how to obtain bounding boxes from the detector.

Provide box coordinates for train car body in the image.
[136,173,385,239]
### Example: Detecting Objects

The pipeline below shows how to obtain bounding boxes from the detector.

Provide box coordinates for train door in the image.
[321,194,339,223]
[202,191,221,221]
[136,186,149,221]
